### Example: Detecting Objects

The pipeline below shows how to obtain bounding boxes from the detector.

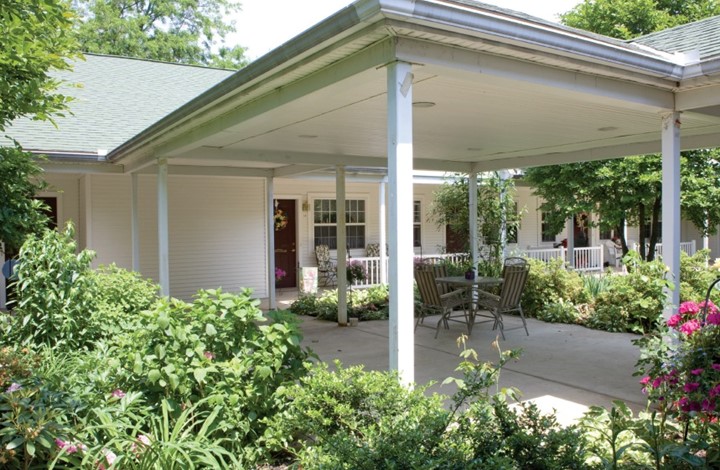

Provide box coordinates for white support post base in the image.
[387,61,415,386]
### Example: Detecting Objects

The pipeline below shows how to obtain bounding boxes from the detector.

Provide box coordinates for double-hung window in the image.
[313,199,366,249]
[413,200,422,247]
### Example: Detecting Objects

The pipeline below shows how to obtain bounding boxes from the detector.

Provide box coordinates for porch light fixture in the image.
[412,101,436,108]
[597,126,618,132]
[298,134,318,139]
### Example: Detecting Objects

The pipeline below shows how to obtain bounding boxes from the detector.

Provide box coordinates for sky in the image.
[228,0,581,60]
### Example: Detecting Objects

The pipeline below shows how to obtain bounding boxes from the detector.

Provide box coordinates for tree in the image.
[524,0,720,261]
[429,173,521,273]
[1,0,81,254]
[561,0,720,39]
[72,0,248,69]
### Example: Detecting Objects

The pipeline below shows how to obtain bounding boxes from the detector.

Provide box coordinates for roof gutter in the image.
[389,0,684,80]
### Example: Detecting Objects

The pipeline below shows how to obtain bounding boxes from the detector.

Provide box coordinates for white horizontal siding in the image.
[90,175,133,269]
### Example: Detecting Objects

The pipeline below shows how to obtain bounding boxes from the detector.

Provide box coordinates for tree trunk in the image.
[647,197,661,262]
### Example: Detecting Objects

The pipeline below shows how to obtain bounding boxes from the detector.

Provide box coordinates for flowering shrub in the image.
[640,301,720,418]
[636,300,720,463]
[275,267,286,281]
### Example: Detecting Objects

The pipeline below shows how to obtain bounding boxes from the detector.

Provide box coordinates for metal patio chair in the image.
[414,265,471,338]
[475,257,530,339]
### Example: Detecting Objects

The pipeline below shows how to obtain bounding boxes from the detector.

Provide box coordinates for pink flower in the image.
[55,438,85,454]
[702,399,716,412]
[111,389,125,398]
[691,368,705,376]
[667,314,682,328]
[5,382,22,393]
[652,376,664,388]
[679,301,700,315]
[103,449,117,466]
[680,319,701,335]
[137,434,151,446]
[699,300,719,315]
[204,351,215,360]
[640,376,651,385]
[684,382,701,393]
[712,364,720,371]
[707,313,720,325]
[710,384,720,398]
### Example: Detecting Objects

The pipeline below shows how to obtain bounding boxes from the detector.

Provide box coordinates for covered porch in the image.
[105,0,720,385]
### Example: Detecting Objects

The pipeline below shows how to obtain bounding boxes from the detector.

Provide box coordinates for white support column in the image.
[336,166,348,325]
[131,173,140,272]
[266,177,276,310]
[662,112,681,318]
[499,170,509,259]
[566,218,575,267]
[379,179,388,285]
[387,60,415,385]
[157,159,170,297]
[469,173,478,269]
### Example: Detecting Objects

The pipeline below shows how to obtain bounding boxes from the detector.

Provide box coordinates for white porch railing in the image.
[632,240,697,257]
[520,246,604,273]
[346,253,469,288]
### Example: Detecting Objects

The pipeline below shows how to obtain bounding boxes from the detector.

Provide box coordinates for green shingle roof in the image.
[631,15,720,61]
[7,54,234,156]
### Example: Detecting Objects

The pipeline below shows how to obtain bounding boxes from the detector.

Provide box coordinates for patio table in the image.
[435,276,503,334]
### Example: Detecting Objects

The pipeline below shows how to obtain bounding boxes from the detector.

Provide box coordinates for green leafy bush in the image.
[91,264,159,315]
[289,285,390,322]
[5,225,99,350]
[536,298,581,324]
[680,249,718,303]
[590,252,670,334]
[522,258,585,317]
[114,288,310,464]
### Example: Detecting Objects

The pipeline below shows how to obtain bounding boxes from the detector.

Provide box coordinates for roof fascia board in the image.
[681,57,720,82]
[171,147,473,173]
[676,83,720,111]
[472,127,720,171]
[388,0,684,80]
[395,37,675,113]
[42,161,124,174]
[135,164,272,178]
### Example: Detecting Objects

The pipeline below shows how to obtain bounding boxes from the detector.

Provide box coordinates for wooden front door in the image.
[274,199,297,289]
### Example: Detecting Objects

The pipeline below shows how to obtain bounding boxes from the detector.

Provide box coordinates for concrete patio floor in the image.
[273,289,649,426]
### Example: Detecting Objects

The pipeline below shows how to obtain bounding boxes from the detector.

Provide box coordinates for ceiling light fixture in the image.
[298,134,318,139]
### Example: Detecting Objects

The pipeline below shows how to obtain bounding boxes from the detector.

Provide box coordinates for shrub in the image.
[114,288,310,464]
[522,258,585,317]
[536,298,581,324]
[91,264,159,315]
[5,225,99,350]
[590,252,670,334]
[680,249,718,303]
[289,285,390,322]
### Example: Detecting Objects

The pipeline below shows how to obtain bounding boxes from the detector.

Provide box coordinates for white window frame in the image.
[311,196,367,250]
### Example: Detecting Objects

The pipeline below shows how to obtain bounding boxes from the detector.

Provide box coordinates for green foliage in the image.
[114,289,309,463]
[590,252,670,333]
[0,145,50,253]
[536,298,582,324]
[582,273,613,301]
[73,0,248,68]
[91,264,159,315]
[0,0,80,131]
[429,173,522,259]
[5,225,99,350]
[679,249,718,303]
[289,285,390,322]
[562,0,720,40]
[522,258,585,317]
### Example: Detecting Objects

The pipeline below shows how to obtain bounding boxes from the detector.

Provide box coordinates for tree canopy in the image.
[1,0,81,254]
[561,0,720,39]
[72,0,248,69]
